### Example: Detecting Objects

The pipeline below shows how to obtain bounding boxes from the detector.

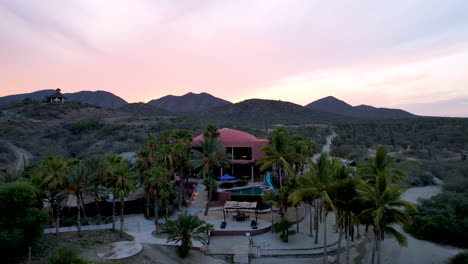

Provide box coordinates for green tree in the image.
[273,219,296,242]
[63,164,92,237]
[29,155,68,235]
[261,189,277,233]
[192,125,231,216]
[105,161,136,237]
[290,153,341,264]
[258,128,295,188]
[144,166,170,232]
[0,182,48,259]
[358,169,415,264]
[163,213,214,258]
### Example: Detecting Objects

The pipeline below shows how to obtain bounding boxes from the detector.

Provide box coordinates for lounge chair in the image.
[251,220,257,229]
[220,221,227,229]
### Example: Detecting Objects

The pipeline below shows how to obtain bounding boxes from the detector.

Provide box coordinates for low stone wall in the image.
[210,225,271,236]
[209,192,231,207]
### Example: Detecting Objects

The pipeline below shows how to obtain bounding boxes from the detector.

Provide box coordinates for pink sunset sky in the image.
[1,0,468,117]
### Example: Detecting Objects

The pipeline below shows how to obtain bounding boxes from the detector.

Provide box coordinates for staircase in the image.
[233,254,249,264]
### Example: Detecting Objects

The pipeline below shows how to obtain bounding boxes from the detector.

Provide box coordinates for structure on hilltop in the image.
[47,88,65,104]
[192,128,268,182]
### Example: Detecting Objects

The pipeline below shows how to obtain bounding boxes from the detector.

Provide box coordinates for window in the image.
[233,147,252,160]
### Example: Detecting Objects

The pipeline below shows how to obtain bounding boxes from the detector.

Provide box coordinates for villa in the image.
[191,128,269,182]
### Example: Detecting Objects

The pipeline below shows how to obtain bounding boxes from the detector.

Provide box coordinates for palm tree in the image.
[331,166,359,264]
[192,126,231,216]
[290,153,341,264]
[105,161,136,237]
[261,189,277,233]
[358,172,415,264]
[358,145,406,184]
[29,155,68,235]
[82,155,106,223]
[144,166,170,232]
[136,136,163,217]
[163,213,214,258]
[63,164,91,237]
[172,130,193,210]
[160,182,176,218]
[290,134,316,175]
[101,154,124,231]
[257,128,295,188]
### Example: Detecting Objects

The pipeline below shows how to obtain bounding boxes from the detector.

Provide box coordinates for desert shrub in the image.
[48,246,86,264]
[273,219,296,242]
[0,182,49,258]
[447,251,468,264]
[394,160,435,186]
[405,191,468,248]
[70,119,102,134]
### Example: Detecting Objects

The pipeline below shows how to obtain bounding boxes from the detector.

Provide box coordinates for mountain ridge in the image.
[306,96,415,118]
[0,89,127,109]
[147,92,232,113]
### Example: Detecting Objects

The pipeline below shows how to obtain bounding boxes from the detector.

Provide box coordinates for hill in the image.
[0,90,128,109]
[113,103,175,117]
[185,99,348,126]
[64,91,127,109]
[0,90,55,105]
[148,92,232,113]
[306,96,414,118]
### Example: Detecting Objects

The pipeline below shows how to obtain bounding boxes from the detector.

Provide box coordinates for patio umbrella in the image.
[217,174,236,181]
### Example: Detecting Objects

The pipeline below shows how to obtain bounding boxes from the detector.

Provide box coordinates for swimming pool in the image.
[228,187,265,195]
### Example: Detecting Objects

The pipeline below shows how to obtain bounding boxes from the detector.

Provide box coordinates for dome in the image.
[192,128,265,145]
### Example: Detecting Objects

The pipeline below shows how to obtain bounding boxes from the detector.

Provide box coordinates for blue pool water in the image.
[228,187,264,195]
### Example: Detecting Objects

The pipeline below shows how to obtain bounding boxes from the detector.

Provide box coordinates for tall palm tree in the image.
[29,155,68,235]
[136,136,162,217]
[144,166,170,232]
[192,129,231,216]
[82,155,106,223]
[261,189,277,233]
[172,130,193,210]
[290,135,316,175]
[258,128,295,188]
[101,154,124,231]
[358,172,415,264]
[290,153,341,264]
[358,145,406,184]
[160,182,176,218]
[163,213,214,258]
[63,164,92,237]
[105,161,136,237]
[331,166,359,264]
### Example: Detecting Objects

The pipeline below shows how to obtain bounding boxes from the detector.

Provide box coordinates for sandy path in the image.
[312,131,336,162]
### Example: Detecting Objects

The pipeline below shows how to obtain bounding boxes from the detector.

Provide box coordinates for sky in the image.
[1,0,468,117]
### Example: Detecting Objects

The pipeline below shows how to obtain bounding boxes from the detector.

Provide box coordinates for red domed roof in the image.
[192,128,267,145]
[192,128,268,161]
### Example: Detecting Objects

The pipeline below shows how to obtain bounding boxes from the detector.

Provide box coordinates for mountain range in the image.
[0,90,127,109]
[147,92,232,113]
[0,89,415,119]
[306,96,414,118]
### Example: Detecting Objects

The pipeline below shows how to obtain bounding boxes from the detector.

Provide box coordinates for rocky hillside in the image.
[64,91,127,109]
[0,90,128,109]
[113,103,175,117]
[306,96,415,118]
[186,99,348,126]
[148,92,232,113]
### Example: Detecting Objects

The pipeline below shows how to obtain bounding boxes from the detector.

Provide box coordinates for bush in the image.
[70,119,102,134]
[447,251,468,264]
[48,246,87,264]
[405,191,468,248]
[0,182,49,258]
